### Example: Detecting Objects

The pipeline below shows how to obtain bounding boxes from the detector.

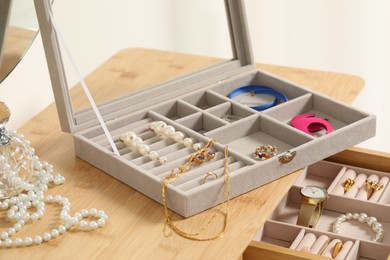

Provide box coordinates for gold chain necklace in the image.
[161,139,230,241]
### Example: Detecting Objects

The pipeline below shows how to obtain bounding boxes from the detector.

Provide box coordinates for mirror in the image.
[0,0,39,82]
[49,0,233,112]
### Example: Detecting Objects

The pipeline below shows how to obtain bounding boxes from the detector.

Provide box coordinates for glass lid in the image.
[35,0,253,132]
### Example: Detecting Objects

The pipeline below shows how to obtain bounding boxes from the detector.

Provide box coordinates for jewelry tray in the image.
[35,0,376,217]
[251,159,390,259]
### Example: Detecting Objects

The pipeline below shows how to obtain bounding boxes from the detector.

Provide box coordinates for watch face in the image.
[301,185,328,199]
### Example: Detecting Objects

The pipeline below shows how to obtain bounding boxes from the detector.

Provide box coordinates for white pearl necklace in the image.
[0,130,108,248]
[332,212,383,242]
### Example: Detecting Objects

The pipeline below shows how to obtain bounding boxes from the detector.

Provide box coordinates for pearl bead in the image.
[58,225,67,234]
[89,221,98,230]
[154,122,167,135]
[193,142,204,151]
[159,156,167,165]
[163,125,176,138]
[149,151,159,161]
[4,238,13,247]
[34,236,43,244]
[51,229,60,238]
[183,137,194,147]
[80,209,88,217]
[15,237,23,247]
[8,227,16,235]
[1,231,9,240]
[24,237,33,246]
[131,137,143,149]
[358,213,368,223]
[42,232,52,241]
[173,131,185,142]
[352,212,359,220]
[74,212,82,221]
[1,201,8,209]
[97,219,106,227]
[367,216,377,226]
[14,223,22,231]
[372,222,383,232]
[346,212,353,220]
[138,144,150,156]
[149,121,159,130]
[90,208,98,215]
[80,221,88,229]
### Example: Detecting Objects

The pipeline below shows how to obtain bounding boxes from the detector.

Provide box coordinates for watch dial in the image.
[301,185,327,198]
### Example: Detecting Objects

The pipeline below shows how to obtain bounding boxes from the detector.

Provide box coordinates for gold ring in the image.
[332,241,343,258]
[255,145,278,160]
[202,172,218,184]
[343,178,355,193]
[365,179,381,199]
[373,181,384,191]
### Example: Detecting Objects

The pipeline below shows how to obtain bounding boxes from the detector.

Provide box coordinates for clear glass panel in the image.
[0,0,39,82]
[51,0,233,112]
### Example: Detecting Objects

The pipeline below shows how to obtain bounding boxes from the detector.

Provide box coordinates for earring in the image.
[149,121,195,148]
[119,132,167,165]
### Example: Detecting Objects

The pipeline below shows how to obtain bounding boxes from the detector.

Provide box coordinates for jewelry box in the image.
[34,0,375,217]
[245,148,390,259]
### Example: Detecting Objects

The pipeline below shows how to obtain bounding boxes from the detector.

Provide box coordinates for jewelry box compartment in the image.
[250,221,386,260]
[245,152,390,260]
[73,66,376,218]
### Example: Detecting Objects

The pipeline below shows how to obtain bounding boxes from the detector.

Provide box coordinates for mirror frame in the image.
[35,0,254,133]
[0,0,12,72]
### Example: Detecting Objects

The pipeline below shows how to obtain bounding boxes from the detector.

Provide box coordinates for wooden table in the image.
[0,49,364,259]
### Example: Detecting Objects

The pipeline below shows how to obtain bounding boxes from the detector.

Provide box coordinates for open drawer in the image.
[243,148,390,260]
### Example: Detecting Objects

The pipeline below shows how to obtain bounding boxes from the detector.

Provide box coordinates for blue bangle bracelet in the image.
[228,85,288,111]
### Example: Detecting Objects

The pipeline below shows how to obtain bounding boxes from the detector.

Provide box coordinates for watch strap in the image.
[297,200,324,228]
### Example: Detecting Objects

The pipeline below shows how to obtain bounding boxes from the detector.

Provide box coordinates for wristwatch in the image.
[297,185,329,228]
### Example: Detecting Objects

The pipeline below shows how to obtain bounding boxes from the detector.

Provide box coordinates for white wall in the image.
[244,0,390,151]
[1,0,389,152]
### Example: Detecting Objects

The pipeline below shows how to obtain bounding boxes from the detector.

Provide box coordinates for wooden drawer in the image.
[243,148,390,260]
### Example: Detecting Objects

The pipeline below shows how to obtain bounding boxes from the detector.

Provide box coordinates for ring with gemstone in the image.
[254,145,278,160]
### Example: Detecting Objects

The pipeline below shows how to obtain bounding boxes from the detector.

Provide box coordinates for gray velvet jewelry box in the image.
[34,0,375,217]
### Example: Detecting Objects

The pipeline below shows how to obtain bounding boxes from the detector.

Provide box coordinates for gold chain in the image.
[161,139,230,241]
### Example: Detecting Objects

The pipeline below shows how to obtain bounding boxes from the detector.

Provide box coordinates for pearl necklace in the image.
[0,130,108,248]
[333,212,383,242]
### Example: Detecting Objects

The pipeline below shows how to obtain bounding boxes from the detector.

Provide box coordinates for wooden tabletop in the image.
[1,48,364,259]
